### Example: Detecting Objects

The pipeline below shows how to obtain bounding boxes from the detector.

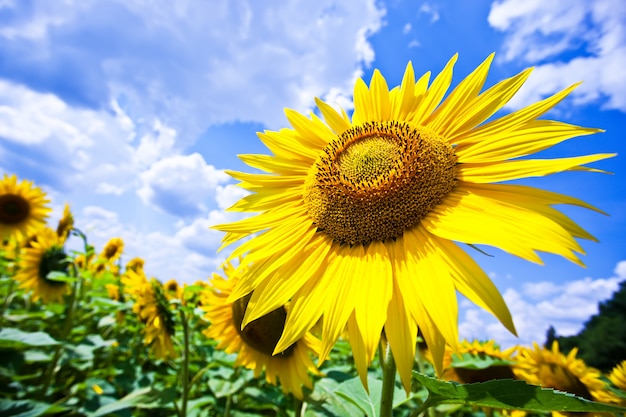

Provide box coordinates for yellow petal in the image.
[390,61,417,120]
[433,235,516,335]
[424,188,585,265]
[353,241,392,367]
[369,69,392,121]
[315,97,351,134]
[457,120,602,163]
[385,267,418,393]
[459,153,615,183]
[411,53,458,124]
[285,108,334,148]
[425,53,494,133]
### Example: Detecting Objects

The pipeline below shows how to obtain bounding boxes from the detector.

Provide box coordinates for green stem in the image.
[379,335,397,417]
[293,396,303,417]
[0,279,15,327]
[414,348,436,417]
[224,393,232,417]
[179,309,190,417]
[39,268,81,399]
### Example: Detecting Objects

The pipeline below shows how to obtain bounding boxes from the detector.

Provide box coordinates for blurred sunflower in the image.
[440,339,517,383]
[14,227,71,303]
[56,203,74,243]
[514,342,620,411]
[608,360,626,404]
[100,237,124,262]
[0,174,51,242]
[214,53,613,389]
[163,279,182,300]
[125,257,145,273]
[122,270,176,360]
[201,261,320,399]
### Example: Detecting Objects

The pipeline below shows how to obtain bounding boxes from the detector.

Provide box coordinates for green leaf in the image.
[208,377,246,398]
[0,398,68,417]
[45,271,75,284]
[0,328,59,349]
[89,387,176,417]
[451,352,515,369]
[333,375,410,417]
[412,372,626,414]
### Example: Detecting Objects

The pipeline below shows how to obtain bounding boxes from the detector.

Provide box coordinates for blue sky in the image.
[1,0,625,348]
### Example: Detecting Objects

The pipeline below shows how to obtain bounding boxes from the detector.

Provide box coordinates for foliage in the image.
[552,280,626,371]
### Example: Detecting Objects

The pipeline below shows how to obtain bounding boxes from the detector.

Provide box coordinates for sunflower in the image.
[514,342,620,411]
[56,203,74,243]
[125,257,145,273]
[122,270,176,360]
[201,261,320,399]
[0,174,51,242]
[163,279,182,300]
[608,360,626,404]
[14,227,71,303]
[122,269,176,360]
[100,237,124,262]
[214,53,613,390]
[439,339,517,383]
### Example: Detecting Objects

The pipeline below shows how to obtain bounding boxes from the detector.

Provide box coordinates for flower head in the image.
[100,237,124,262]
[201,261,320,399]
[0,174,51,242]
[122,270,177,360]
[56,203,74,243]
[214,54,613,390]
[14,227,71,303]
[514,342,621,411]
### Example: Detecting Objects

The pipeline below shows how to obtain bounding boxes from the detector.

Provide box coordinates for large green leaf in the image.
[0,328,59,349]
[412,372,626,414]
[0,398,68,417]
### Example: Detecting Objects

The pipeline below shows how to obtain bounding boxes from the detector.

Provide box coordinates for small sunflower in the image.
[440,339,517,383]
[201,261,320,399]
[100,237,124,262]
[122,269,176,360]
[163,279,182,300]
[514,342,620,411]
[214,53,613,389]
[56,203,74,242]
[0,174,51,242]
[125,257,145,273]
[14,227,71,303]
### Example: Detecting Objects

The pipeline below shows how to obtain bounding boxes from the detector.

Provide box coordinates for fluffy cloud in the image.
[488,0,626,112]
[459,260,626,348]
[137,153,231,217]
[0,0,385,142]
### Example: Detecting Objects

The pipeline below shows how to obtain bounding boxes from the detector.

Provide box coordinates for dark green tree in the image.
[547,280,626,371]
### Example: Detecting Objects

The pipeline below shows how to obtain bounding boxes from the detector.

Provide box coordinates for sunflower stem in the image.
[179,308,190,417]
[379,335,397,417]
[38,265,81,400]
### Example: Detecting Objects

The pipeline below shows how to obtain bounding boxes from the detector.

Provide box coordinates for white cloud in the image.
[1,0,386,142]
[459,261,625,348]
[419,3,440,23]
[488,0,626,112]
[137,153,231,216]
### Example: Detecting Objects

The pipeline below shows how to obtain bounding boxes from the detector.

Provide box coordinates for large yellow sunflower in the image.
[14,227,71,303]
[201,261,320,399]
[514,342,620,411]
[0,174,51,242]
[122,270,177,360]
[214,53,613,390]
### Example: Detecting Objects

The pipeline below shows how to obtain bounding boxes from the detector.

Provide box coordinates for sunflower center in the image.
[231,293,296,358]
[0,194,30,225]
[304,121,458,245]
[39,247,70,287]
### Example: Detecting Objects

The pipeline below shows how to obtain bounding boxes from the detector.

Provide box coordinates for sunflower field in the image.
[2,54,626,417]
